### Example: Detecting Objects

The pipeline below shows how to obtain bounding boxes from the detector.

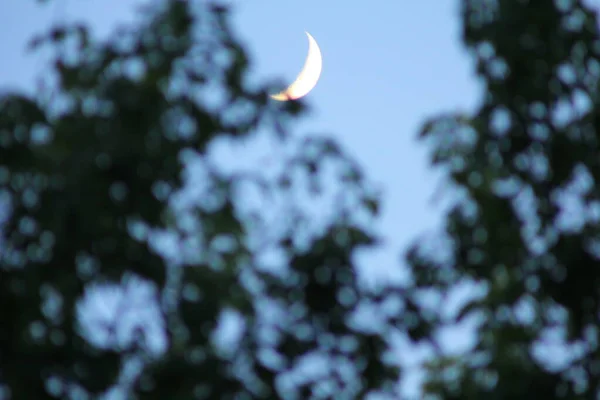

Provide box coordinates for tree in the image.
[407,0,600,398]
[0,1,399,399]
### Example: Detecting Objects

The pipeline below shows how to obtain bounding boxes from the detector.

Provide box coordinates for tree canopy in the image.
[3,0,600,399]
[0,1,391,399]
[408,0,600,398]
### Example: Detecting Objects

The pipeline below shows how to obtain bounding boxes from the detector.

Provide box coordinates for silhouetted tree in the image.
[407,0,600,398]
[0,1,401,399]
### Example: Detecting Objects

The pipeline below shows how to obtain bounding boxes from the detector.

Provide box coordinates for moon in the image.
[270,32,323,101]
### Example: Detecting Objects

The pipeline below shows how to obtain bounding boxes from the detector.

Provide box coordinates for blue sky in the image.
[1,0,484,397]
[230,0,480,263]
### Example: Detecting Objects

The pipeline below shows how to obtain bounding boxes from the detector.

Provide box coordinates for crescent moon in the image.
[270,32,323,101]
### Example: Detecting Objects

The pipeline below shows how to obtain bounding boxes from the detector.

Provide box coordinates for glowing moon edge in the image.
[270,32,323,101]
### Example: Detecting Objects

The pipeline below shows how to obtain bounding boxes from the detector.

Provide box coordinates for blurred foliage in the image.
[408,0,600,398]
[0,1,397,399]
[7,0,599,398]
